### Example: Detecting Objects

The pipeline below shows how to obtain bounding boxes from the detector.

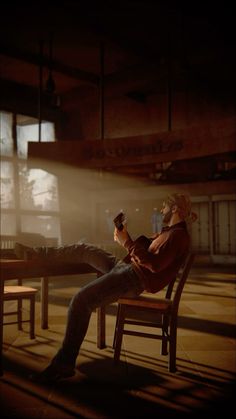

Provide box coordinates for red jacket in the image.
[124,221,190,293]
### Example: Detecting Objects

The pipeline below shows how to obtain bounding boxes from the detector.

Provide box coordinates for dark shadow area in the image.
[178,315,236,338]
[0,357,84,418]
[177,357,236,385]
[1,356,235,419]
[93,342,236,387]
[183,290,235,299]
[186,277,236,287]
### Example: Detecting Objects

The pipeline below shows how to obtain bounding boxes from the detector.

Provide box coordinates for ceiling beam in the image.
[0,43,99,85]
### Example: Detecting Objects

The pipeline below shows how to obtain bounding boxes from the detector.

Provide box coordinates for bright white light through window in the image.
[0,112,14,157]
[0,161,15,208]
[17,122,55,159]
[0,111,61,243]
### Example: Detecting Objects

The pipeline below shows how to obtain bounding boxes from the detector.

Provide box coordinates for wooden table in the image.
[0,259,106,375]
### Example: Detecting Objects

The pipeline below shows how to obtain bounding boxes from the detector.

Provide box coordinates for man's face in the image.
[160,202,173,224]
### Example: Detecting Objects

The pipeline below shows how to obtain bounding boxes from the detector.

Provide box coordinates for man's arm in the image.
[124,230,190,273]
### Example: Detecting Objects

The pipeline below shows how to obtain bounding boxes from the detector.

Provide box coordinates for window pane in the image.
[191,202,210,253]
[21,215,61,241]
[214,200,236,255]
[0,161,15,208]
[17,119,55,158]
[19,163,60,211]
[0,112,14,156]
[0,213,16,235]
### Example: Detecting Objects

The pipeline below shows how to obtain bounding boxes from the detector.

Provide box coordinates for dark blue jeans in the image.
[37,242,144,368]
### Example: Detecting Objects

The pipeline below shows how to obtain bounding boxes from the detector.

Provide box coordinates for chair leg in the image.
[17,298,23,331]
[113,305,126,363]
[161,314,169,355]
[17,279,23,330]
[161,334,168,356]
[97,306,106,349]
[169,323,177,372]
[29,295,35,339]
[113,303,121,349]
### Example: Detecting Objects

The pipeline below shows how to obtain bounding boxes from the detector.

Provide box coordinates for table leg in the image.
[41,276,48,329]
[0,279,4,375]
[97,305,106,349]
[17,278,23,330]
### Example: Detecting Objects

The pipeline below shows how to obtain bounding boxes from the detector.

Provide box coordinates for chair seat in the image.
[3,285,38,339]
[118,295,172,311]
[4,285,38,299]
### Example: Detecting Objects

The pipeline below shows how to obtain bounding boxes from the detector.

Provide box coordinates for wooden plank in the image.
[28,117,236,168]
[0,259,97,280]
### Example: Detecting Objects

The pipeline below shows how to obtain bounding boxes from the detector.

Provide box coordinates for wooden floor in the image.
[1,265,235,418]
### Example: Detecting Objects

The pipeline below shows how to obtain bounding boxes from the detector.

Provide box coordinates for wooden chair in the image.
[3,282,38,339]
[113,253,195,372]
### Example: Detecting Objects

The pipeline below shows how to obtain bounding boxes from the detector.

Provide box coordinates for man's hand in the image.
[114,225,130,246]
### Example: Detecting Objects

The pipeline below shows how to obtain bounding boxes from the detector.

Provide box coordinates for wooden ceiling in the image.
[1,2,235,96]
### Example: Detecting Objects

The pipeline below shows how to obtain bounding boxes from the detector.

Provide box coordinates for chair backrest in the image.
[170,253,195,315]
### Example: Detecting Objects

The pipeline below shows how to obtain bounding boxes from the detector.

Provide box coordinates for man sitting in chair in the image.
[15,193,196,383]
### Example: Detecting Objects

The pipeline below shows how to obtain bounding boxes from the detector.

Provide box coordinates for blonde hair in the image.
[165,193,192,221]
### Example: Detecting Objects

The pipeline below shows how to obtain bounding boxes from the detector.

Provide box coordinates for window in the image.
[0,111,61,247]
[191,201,210,254]
[213,199,236,255]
